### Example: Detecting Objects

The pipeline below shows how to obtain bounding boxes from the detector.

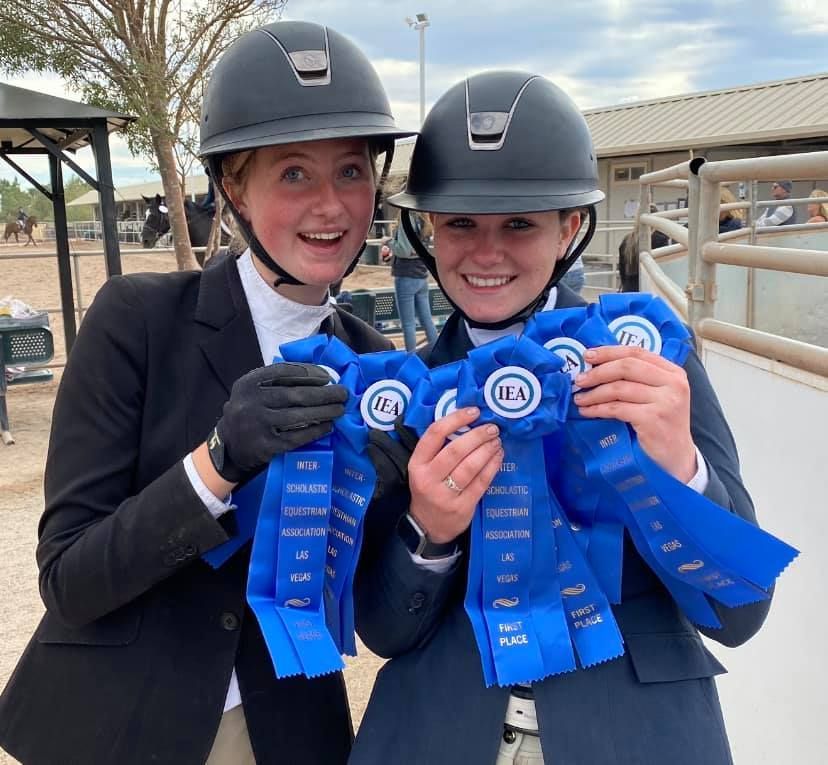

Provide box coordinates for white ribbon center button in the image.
[483,366,541,420]
[360,379,412,431]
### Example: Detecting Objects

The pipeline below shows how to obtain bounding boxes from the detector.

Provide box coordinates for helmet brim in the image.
[388,186,605,215]
[200,114,414,158]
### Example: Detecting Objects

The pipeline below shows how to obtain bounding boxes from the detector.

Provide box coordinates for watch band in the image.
[397,513,458,559]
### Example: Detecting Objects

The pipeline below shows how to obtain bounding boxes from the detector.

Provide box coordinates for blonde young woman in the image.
[0,21,421,765]
[718,186,744,232]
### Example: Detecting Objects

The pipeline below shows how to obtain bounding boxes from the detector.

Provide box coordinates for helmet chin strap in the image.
[400,206,597,331]
[207,157,303,286]
[206,142,394,289]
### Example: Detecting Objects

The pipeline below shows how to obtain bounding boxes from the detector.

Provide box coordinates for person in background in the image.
[806,189,828,223]
[756,180,796,226]
[380,211,439,351]
[617,205,670,292]
[718,186,744,233]
[558,245,585,295]
[16,207,28,230]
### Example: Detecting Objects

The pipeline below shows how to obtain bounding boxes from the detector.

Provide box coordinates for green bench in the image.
[0,313,54,445]
[350,286,454,337]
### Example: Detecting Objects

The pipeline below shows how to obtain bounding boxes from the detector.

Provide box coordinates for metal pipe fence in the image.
[634,150,828,378]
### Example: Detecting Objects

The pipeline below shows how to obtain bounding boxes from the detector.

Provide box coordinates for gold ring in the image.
[444,474,462,492]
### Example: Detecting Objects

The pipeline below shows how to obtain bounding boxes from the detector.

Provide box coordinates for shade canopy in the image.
[0,82,135,353]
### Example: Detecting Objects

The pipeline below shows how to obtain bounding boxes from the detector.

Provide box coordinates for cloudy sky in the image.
[2,0,827,190]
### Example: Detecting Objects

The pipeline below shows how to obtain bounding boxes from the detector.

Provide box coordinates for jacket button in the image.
[407,592,426,614]
[221,611,240,631]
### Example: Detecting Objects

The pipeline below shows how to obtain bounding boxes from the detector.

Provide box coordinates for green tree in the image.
[64,176,96,223]
[0,178,32,222]
[0,0,287,269]
[2,175,94,223]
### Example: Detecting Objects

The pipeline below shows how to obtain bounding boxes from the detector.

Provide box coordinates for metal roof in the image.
[0,82,133,153]
[68,174,210,207]
[388,137,416,178]
[584,72,828,157]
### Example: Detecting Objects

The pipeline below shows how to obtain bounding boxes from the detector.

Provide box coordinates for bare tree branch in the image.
[0,0,288,270]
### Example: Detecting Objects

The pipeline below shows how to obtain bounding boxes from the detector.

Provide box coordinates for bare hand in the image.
[408,407,503,544]
[573,345,697,482]
[380,244,392,262]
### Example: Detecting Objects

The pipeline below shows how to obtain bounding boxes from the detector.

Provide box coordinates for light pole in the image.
[405,13,430,127]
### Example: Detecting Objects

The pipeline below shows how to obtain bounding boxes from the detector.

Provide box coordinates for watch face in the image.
[398,513,425,556]
[398,514,456,559]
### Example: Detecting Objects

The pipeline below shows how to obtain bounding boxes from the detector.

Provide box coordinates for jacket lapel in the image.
[195,255,263,396]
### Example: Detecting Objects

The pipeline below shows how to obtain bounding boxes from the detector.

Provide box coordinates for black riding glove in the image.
[207,362,347,483]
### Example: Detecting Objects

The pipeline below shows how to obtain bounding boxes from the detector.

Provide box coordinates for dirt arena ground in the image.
[0,240,394,763]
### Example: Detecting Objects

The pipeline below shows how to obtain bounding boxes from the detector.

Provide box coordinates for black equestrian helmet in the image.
[389,71,603,215]
[199,21,413,286]
[200,21,411,158]
[387,71,604,328]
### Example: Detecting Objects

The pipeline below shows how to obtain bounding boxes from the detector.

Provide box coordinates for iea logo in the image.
[543,337,590,389]
[434,387,470,440]
[607,315,662,354]
[483,366,541,420]
[360,379,412,431]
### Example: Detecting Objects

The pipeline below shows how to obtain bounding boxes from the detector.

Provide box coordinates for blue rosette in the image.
[404,360,466,437]
[597,291,691,365]
[358,350,429,435]
[202,335,362,570]
[246,334,366,678]
[524,306,626,603]
[540,293,798,627]
[280,336,378,657]
[452,334,619,686]
[455,335,570,438]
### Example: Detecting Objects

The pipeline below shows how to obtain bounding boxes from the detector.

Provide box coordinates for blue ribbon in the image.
[525,306,626,604]
[549,498,625,667]
[406,360,467,437]
[526,294,798,628]
[278,336,377,657]
[202,471,266,569]
[247,335,369,678]
[208,291,799,683]
[247,442,343,678]
[406,336,627,683]
[597,291,692,364]
[454,335,612,685]
[357,349,429,435]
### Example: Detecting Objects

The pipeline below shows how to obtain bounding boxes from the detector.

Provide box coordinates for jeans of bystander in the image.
[394,276,439,352]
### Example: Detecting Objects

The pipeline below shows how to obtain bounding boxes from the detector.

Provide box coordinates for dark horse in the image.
[142,194,230,265]
[3,216,38,246]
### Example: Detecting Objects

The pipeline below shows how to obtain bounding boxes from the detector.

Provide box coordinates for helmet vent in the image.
[289,51,329,78]
[469,112,508,142]
[466,76,538,151]
[260,28,332,87]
